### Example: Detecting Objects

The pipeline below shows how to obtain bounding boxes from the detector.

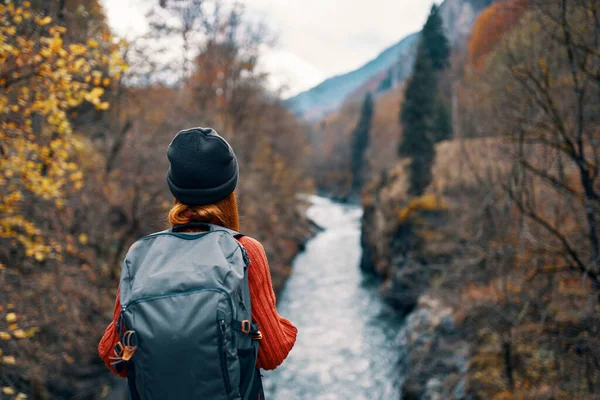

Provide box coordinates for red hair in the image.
[167,191,240,231]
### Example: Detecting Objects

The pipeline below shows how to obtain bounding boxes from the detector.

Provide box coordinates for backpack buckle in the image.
[251,330,263,340]
[241,320,251,334]
[109,330,137,365]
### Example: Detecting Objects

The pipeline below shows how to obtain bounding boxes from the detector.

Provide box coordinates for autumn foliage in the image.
[0,1,312,398]
[468,0,528,70]
[0,1,125,261]
[361,0,600,398]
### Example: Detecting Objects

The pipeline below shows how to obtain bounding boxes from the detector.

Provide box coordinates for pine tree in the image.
[398,5,450,196]
[421,4,450,71]
[376,69,393,93]
[432,99,452,143]
[351,93,374,193]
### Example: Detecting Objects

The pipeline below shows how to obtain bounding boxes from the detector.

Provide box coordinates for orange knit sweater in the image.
[98,236,297,377]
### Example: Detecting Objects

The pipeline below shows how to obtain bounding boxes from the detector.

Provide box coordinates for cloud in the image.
[101,0,150,39]
[100,0,434,96]
[257,47,326,97]
[242,0,434,94]
[242,0,433,75]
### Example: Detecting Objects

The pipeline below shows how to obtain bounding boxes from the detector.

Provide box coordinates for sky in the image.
[100,0,435,97]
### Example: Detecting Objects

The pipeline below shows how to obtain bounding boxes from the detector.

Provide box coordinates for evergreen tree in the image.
[398,5,450,196]
[351,93,374,193]
[432,99,453,142]
[376,69,393,93]
[421,4,450,71]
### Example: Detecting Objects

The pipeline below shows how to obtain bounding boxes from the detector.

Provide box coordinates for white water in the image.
[263,196,403,400]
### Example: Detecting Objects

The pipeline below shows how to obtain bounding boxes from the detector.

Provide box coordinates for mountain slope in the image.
[286,0,491,122]
[284,33,418,121]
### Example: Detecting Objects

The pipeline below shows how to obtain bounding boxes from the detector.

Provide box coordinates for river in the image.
[262,196,404,400]
[106,196,403,400]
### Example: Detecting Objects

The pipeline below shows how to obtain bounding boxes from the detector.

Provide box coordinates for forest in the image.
[353,0,600,398]
[0,0,314,397]
[1,0,599,398]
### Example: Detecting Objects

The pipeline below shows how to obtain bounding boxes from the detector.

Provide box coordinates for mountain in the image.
[285,0,492,122]
[284,33,419,121]
[438,0,492,44]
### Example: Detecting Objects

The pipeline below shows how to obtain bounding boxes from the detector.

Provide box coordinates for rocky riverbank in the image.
[359,139,504,399]
[360,159,466,399]
[397,296,470,400]
[361,134,600,398]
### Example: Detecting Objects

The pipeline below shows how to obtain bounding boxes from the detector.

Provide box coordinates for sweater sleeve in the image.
[97,287,127,378]
[239,236,298,370]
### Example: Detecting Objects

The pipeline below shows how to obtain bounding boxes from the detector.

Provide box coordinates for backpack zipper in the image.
[121,288,236,342]
[237,287,248,313]
[123,287,233,313]
[218,319,232,393]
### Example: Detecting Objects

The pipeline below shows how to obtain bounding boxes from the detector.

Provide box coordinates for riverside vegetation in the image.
[0,0,314,397]
[339,0,599,398]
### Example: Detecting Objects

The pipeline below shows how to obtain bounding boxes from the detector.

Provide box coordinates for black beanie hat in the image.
[167,127,238,205]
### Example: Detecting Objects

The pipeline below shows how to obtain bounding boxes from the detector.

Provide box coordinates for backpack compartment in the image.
[123,288,241,400]
[237,347,258,398]
[121,232,245,305]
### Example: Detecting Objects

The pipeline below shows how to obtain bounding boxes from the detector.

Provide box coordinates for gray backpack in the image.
[116,222,261,400]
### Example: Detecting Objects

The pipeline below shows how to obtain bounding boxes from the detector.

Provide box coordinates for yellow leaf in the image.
[96,101,110,110]
[69,43,87,56]
[2,355,16,364]
[16,393,28,400]
[63,353,74,364]
[0,332,11,340]
[73,57,86,72]
[84,87,104,104]
[13,15,23,24]
[37,16,52,26]
[2,387,15,395]
[25,327,40,338]
[67,97,81,107]
[8,324,17,331]
[50,35,63,52]
[87,39,99,48]
[12,329,26,339]
[78,233,88,245]
[6,312,16,323]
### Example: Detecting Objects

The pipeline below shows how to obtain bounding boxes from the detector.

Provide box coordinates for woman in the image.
[98,127,297,397]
